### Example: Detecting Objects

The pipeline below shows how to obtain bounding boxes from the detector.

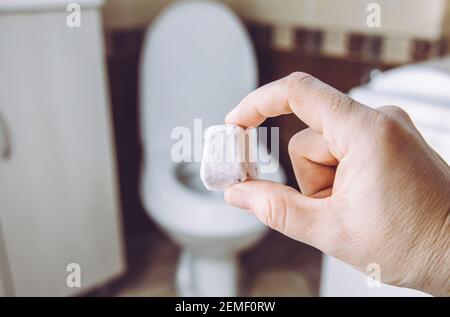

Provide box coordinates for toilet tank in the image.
[320,58,450,297]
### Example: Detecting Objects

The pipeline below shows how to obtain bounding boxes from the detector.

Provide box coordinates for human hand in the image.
[224,72,450,295]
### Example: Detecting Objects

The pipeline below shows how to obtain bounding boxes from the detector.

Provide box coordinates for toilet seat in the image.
[142,152,268,239]
[139,0,257,153]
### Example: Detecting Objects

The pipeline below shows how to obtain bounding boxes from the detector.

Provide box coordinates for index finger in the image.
[225,72,367,138]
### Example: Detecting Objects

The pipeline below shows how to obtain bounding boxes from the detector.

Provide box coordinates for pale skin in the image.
[224,72,450,296]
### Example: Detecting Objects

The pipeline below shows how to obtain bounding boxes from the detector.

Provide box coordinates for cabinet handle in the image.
[0,112,11,160]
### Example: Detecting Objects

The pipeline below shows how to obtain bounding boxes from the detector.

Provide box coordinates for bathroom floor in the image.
[99,221,322,297]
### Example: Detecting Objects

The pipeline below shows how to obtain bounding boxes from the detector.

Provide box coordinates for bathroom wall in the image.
[222,0,449,38]
[103,0,450,64]
[103,0,171,30]
[104,0,450,37]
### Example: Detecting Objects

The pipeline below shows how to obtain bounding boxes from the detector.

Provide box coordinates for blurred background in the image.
[0,0,449,297]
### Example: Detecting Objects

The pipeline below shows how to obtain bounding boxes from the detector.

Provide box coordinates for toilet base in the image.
[176,249,239,297]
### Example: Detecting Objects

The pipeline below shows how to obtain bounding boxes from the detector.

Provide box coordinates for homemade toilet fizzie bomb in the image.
[200,125,258,191]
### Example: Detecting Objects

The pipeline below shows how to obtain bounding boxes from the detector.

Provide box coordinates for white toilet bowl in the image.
[139,1,285,296]
[142,154,283,296]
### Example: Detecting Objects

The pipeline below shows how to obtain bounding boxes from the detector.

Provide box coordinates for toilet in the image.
[139,1,285,296]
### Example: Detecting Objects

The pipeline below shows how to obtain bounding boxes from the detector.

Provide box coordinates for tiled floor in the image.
[103,222,322,297]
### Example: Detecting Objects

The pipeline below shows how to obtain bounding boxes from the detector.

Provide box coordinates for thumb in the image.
[224,180,331,246]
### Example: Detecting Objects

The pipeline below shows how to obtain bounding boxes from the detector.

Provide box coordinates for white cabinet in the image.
[0,222,13,296]
[0,0,125,296]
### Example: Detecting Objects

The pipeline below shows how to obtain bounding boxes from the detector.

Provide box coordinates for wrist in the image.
[412,205,449,296]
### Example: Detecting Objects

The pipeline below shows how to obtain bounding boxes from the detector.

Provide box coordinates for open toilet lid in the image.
[139,0,257,155]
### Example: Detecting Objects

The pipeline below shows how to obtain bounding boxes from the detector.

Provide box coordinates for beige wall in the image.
[103,0,450,39]
[103,0,172,30]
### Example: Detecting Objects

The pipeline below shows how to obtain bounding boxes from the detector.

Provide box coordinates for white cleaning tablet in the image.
[200,124,258,191]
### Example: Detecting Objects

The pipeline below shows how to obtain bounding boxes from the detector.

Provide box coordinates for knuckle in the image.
[380,105,410,121]
[388,105,406,115]
[374,112,404,142]
[286,72,315,89]
[288,71,310,80]
[262,192,288,232]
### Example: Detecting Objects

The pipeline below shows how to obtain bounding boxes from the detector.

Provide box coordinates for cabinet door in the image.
[0,10,125,296]
[0,221,13,297]
[0,270,4,297]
